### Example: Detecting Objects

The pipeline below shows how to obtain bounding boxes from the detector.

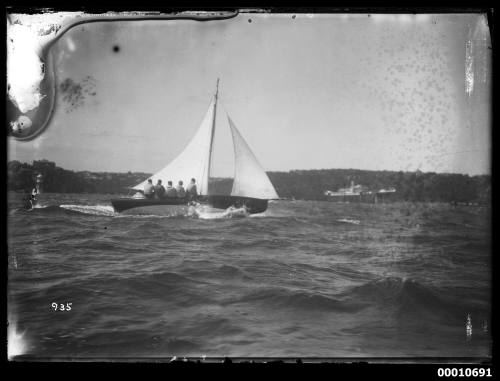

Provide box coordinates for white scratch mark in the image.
[465,39,474,96]
[466,313,472,340]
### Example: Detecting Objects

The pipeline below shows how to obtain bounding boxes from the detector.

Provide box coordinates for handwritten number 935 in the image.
[51,302,72,311]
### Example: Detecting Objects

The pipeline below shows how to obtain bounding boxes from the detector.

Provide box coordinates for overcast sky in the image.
[8,13,491,176]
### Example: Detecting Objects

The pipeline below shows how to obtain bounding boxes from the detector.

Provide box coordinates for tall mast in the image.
[206,78,219,192]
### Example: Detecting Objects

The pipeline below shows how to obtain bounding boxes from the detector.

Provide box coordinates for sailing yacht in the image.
[110,79,279,214]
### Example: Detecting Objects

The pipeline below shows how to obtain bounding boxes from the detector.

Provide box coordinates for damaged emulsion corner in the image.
[6,9,241,141]
[6,10,76,141]
[6,10,134,140]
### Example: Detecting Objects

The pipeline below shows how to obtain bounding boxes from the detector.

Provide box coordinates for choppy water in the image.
[7,192,492,359]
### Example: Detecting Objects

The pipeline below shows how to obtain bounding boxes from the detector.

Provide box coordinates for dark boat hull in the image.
[111,195,269,214]
[111,197,187,213]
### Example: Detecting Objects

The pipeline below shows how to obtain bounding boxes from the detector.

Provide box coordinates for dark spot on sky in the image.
[292,15,296,19]
[113,45,120,53]
[59,77,95,112]
[368,14,371,17]
[248,19,252,23]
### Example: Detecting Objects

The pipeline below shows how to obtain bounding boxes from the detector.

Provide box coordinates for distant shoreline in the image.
[6,191,489,209]
[8,160,491,204]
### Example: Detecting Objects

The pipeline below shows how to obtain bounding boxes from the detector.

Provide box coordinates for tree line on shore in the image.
[8,159,491,204]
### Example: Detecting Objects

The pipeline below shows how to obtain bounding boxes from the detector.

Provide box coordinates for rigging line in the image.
[218,96,233,124]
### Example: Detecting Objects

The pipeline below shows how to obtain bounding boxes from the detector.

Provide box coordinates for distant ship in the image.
[324,181,396,203]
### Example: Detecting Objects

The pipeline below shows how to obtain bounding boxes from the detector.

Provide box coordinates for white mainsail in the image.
[132,97,216,195]
[133,80,278,201]
[228,116,279,200]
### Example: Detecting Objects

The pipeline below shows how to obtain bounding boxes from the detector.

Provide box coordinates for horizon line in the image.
[8,159,491,178]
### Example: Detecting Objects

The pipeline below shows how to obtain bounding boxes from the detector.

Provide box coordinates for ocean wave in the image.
[211,264,255,281]
[218,238,293,250]
[213,264,250,279]
[95,271,212,299]
[224,287,368,313]
[344,277,470,323]
[7,197,491,357]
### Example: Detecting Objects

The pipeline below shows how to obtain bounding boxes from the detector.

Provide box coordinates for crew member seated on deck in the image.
[144,179,155,199]
[176,180,186,198]
[186,178,198,201]
[165,181,177,198]
[154,179,166,199]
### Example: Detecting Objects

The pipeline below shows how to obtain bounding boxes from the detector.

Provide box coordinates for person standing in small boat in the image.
[176,180,186,198]
[154,179,166,199]
[186,178,198,200]
[30,186,38,204]
[144,179,155,199]
[165,181,177,198]
[22,189,35,209]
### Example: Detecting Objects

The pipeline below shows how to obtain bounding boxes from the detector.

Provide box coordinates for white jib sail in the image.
[133,97,216,195]
[228,116,279,200]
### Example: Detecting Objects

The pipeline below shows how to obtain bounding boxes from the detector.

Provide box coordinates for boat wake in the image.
[32,202,50,209]
[337,218,361,225]
[23,202,255,219]
[59,204,116,216]
[189,204,250,219]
